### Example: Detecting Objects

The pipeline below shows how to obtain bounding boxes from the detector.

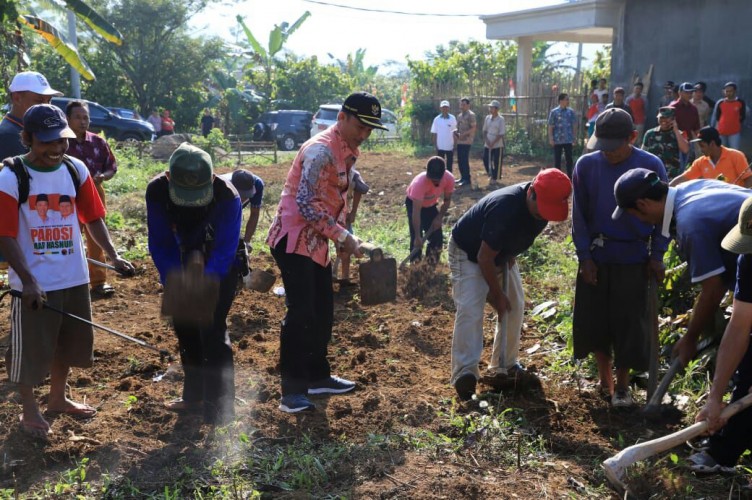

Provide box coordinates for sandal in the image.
[687,451,735,474]
[164,399,203,412]
[19,415,51,441]
[91,283,115,297]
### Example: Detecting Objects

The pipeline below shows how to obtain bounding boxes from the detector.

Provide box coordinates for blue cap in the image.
[23,104,76,142]
[612,168,663,220]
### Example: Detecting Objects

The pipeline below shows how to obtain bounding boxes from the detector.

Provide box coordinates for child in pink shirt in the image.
[405,156,455,263]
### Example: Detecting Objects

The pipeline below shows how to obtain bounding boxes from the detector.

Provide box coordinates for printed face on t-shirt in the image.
[59,201,73,217]
[35,199,49,219]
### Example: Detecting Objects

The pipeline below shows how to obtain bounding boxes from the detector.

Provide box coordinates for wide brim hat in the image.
[722,197,752,254]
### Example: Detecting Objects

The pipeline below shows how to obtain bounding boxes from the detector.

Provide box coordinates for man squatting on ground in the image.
[0,104,133,439]
[449,168,572,401]
[146,143,241,425]
[266,91,387,414]
[405,156,454,264]
[611,168,752,472]
[571,108,669,407]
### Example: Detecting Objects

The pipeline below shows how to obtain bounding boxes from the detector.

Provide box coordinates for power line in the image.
[301,0,487,17]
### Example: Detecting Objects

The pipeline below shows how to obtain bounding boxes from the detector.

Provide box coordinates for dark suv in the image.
[253,110,313,151]
[51,97,155,142]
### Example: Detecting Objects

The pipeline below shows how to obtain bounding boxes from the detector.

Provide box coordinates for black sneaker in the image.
[308,376,356,395]
[279,394,316,413]
[455,373,476,401]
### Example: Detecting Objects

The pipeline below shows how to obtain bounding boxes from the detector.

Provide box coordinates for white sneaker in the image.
[611,389,633,407]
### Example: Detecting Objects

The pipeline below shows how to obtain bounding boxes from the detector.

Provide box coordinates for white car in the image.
[310,104,399,140]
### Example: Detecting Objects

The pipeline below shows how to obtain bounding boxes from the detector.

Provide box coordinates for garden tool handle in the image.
[358,242,383,261]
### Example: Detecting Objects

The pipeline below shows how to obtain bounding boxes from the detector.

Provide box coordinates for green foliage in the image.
[105,143,166,196]
[85,0,225,126]
[274,54,353,111]
[409,40,518,98]
[191,128,232,162]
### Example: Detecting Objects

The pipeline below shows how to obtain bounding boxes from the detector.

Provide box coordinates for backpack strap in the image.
[0,157,31,207]
[0,155,81,207]
[61,155,81,199]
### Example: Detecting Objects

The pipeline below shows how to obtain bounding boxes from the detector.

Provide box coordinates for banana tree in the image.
[328,48,378,88]
[11,0,123,81]
[236,11,310,109]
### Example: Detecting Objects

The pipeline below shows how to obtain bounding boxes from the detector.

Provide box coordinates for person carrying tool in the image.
[146,143,241,425]
[266,91,384,413]
[0,104,133,439]
[65,100,120,297]
[449,168,572,401]
[572,109,669,408]
[611,168,752,472]
[694,197,752,474]
[334,158,369,285]
[405,156,455,264]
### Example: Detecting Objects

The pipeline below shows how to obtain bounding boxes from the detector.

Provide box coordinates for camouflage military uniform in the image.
[642,126,682,179]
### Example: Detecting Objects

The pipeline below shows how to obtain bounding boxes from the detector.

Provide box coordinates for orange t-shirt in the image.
[683,146,750,186]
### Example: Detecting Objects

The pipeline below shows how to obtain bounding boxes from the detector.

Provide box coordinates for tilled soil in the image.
[0,151,699,498]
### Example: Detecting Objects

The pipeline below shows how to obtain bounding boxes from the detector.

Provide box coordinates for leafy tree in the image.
[274,55,352,111]
[236,11,310,109]
[408,40,518,98]
[86,0,225,130]
[327,49,378,89]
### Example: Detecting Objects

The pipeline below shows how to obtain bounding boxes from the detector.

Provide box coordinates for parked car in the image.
[252,110,313,151]
[310,104,399,140]
[107,107,143,121]
[51,97,155,142]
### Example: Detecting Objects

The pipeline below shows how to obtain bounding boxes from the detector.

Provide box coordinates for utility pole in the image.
[67,10,80,98]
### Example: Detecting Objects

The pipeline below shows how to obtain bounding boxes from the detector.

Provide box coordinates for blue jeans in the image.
[721,133,742,150]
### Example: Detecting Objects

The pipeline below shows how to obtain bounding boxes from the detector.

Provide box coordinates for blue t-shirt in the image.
[672,180,752,288]
[451,182,547,266]
[0,115,25,160]
[572,148,669,264]
[547,106,577,145]
[735,254,752,303]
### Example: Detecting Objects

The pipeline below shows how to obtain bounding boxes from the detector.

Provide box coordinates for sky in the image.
[191,0,601,72]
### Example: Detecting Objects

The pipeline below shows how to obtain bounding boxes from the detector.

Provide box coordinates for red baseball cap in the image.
[531,169,572,221]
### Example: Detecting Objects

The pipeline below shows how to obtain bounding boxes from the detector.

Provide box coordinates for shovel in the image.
[161,252,219,327]
[399,228,437,270]
[358,242,397,305]
[3,289,173,362]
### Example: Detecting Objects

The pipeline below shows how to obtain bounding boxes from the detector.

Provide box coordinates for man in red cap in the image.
[448,168,572,400]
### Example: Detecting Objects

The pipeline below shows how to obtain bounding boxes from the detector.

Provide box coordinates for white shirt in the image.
[430,113,457,151]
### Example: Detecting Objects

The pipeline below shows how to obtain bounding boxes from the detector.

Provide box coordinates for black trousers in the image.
[708,341,752,466]
[405,198,443,262]
[271,237,333,395]
[174,266,237,424]
[553,143,573,178]
[457,144,471,182]
[436,149,454,173]
[483,147,503,180]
